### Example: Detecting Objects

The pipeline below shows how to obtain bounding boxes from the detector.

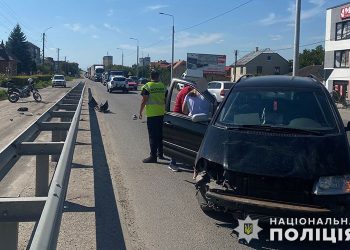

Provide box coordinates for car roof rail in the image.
[236,74,254,83]
[307,74,324,86]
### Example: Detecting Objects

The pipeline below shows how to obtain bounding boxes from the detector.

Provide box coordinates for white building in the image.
[324,2,350,99]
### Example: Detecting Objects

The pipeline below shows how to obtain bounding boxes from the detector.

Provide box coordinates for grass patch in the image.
[35,81,51,89]
[0,89,7,101]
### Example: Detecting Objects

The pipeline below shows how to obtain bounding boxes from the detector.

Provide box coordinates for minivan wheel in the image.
[196,184,214,212]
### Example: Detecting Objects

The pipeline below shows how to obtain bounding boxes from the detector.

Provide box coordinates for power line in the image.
[178,0,254,32]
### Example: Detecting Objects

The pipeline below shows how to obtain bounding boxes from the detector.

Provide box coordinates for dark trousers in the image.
[147,116,164,158]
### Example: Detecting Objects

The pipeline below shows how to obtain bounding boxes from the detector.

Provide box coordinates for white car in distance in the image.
[207,81,235,102]
[107,76,128,93]
[52,75,66,88]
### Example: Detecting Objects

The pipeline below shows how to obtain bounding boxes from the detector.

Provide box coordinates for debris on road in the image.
[88,95,109,113]
[17,107,28,112]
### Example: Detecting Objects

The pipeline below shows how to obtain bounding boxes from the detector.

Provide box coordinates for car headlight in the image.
[313,175,350,195]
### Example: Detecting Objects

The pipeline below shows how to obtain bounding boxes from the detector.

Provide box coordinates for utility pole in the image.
[234,50,238,82]
[42,33,45,64]
[65,56,67,75]
[42,27,52,65]
[293,0,301,76]
[57,48,60,73]
[130,38,139,77]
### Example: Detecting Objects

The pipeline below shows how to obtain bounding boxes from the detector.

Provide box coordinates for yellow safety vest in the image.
[142,81,166,117]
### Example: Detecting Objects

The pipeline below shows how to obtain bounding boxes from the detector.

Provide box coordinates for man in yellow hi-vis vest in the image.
[139,70,167,163]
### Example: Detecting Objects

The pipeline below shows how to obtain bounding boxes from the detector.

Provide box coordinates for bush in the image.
[0,75,52,88]
[0,89,7,101]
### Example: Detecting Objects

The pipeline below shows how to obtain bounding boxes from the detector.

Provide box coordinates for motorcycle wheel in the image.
[33,92,42,102]
[8,93,19,103]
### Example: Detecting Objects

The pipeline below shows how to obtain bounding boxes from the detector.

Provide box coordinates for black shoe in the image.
[142,156,157,163]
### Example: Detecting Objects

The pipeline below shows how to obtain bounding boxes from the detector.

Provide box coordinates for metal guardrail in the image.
[0,81,85,249]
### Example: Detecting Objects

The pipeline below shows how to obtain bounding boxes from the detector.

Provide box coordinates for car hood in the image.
[197,126,350,179]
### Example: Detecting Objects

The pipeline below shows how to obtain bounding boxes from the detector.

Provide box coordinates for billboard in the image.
[186,53,226,77]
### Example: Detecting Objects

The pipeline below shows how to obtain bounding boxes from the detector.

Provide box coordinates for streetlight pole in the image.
[116,48,124,66]
[42,27,52,65]
[130,38,139,77]
[160,12,174,82]
[293,0,301,76]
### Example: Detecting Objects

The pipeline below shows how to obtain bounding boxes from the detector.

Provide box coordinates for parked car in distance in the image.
[208,81,235,102]
[129,76,139,83]
[107,76,128,93]
[52,75,66,88]
[138,78,149,85]
[126,78,138,91]
[164,75,350,219]
[102,72,109,85]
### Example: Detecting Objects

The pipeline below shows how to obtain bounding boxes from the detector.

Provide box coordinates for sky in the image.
[0,0,348,70]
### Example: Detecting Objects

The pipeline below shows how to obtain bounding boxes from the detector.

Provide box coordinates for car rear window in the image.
[224,82,234,89]
[216,88,338,133]
[113,77,126,81]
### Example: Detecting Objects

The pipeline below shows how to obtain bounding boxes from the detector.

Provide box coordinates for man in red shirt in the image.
[173,85,193,114]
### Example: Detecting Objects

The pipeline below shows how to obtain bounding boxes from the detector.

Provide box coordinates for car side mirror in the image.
[191,113,210,123]
[345,121,350,132]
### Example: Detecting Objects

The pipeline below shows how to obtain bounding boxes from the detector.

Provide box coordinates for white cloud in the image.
[107,9,114,16]
[148,27,159,33]
[259,13,278,26]
[142,32,224,55]
[89,24,97,30]
[64,23,98,34]
[146,4,168,11]
[175,32,224,48]
[259,0,326,26]
[64,23,82,32]
[104,23,121,33]
[269,34,282,41]
[92,35,99,39]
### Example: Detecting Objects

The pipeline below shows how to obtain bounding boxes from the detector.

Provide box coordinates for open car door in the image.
[163,78,216,165]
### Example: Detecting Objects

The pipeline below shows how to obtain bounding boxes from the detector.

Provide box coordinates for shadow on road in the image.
[88,88,126,250]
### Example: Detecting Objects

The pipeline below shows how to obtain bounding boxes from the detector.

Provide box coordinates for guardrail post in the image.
[60,117,70,141]
[51,130,60,162]
[0,222,18,250]
[36,155,49,196]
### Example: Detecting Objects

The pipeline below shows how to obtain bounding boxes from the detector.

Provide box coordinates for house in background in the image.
[288,65,325,82]
[150,60,170,69]
[26,42,41,66]
[0,40,17,76]
[324,2,350,100]
[173,60,186,78]
[230,48,289,81]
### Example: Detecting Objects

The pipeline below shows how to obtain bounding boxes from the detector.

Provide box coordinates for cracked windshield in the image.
[1,0,350,249]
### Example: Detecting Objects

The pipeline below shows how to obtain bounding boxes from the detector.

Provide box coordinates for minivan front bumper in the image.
[205,190,350,219]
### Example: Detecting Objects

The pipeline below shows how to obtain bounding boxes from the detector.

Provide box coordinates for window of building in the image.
[274,66,280,75]
[267,55,272,61]
[336,20,350,40]
[240,67,243,74]
[256,66,263,75]
[334,50,349,68]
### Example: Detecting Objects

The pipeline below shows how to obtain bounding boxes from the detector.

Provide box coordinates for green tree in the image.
[6,24,32,74]
[299,45,324,68]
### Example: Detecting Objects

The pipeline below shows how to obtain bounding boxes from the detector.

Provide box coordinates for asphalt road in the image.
[87,79,349,250]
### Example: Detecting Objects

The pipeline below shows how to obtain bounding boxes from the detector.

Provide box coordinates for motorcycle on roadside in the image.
[7,78,42,103]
